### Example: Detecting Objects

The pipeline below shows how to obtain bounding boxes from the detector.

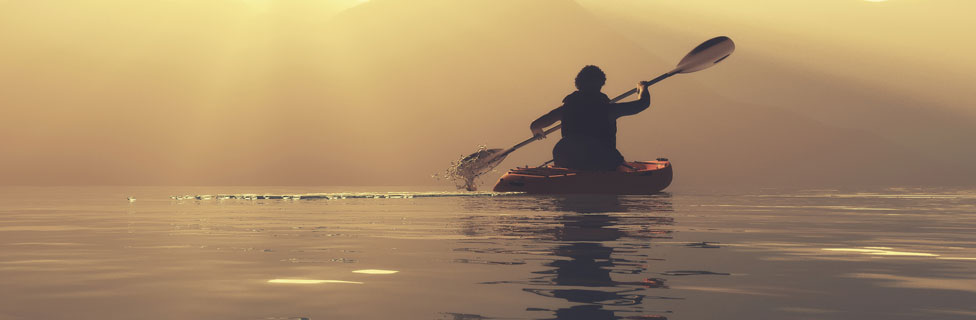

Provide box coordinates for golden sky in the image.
[1,0,973,187]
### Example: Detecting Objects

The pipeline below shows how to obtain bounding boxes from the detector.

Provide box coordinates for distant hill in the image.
[305,0,965,188]
[1,0,969,188]
[581,0,976,188]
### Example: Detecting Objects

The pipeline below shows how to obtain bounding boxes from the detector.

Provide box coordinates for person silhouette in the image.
[530,66,652,171]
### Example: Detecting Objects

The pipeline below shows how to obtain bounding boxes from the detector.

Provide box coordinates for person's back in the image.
[560,90,615,146]
[530,65,652,171]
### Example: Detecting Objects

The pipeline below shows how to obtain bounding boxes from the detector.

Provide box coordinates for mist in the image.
[1,0,973,189]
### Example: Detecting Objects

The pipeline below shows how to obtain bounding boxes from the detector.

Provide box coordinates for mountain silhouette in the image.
[311,0,964,188]
[1,0,969,187]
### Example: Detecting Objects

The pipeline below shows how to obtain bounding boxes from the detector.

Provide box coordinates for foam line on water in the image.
[170,191,524,201]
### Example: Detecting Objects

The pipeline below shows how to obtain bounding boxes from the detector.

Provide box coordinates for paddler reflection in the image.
[456,195,675,319]
[530,195,673,319]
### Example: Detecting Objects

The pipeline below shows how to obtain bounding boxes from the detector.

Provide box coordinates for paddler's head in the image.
[575,65,606,93]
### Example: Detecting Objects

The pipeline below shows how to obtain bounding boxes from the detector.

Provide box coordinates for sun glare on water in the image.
[267,279,364,285]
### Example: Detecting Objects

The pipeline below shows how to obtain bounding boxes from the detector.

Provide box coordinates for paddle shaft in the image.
[495,71,677,159]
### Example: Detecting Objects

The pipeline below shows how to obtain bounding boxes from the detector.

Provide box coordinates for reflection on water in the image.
[3,187,976,319]
[268,279,364,285]
[352,269,399,274]
[822,247,939,257]
[457,195,677,319]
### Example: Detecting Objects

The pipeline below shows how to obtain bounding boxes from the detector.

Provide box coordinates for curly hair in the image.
[574,65,606,90]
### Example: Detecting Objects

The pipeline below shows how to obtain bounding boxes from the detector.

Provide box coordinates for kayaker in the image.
[530,65,652,171]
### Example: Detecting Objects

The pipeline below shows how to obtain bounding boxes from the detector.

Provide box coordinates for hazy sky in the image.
[1,0,973,188]
[583,0,976,114]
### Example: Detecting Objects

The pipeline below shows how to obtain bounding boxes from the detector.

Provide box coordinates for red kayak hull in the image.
[492,160,673,194]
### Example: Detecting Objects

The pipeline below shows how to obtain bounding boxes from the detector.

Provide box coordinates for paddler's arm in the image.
[611,81,652,118]
[530,106,563,139]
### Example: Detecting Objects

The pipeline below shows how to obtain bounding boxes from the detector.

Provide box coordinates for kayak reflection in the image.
[457,194,675,320]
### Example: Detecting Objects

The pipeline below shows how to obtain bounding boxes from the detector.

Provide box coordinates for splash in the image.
[437,145,506,191]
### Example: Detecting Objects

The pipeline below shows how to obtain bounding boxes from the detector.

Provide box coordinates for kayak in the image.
[492,159,672,194]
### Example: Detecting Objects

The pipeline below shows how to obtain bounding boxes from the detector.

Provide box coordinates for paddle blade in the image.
[448,147,507,191]
[674,36,735,73]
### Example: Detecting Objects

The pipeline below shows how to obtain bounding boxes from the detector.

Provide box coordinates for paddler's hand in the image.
[531,127,547,140]
[637,81,652,94]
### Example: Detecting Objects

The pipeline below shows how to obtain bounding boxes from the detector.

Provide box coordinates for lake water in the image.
[1,186,975,319]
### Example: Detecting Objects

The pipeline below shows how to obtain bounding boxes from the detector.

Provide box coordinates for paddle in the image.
[452,36,735,190]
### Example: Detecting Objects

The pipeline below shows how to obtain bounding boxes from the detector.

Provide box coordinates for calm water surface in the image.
[1,186,975,319]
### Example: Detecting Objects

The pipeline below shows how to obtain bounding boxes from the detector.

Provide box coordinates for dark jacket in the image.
[558,90,649,148]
